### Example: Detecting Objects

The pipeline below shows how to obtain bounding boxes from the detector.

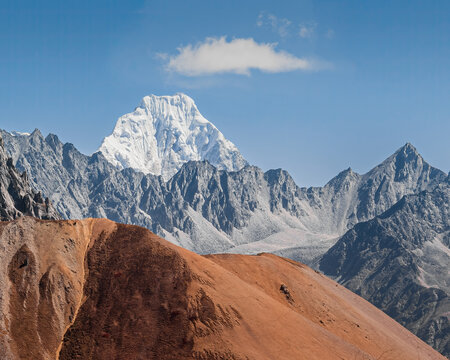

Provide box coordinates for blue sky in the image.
[1,0,449,186]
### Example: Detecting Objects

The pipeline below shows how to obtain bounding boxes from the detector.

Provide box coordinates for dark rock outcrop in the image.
[0,134,59,221]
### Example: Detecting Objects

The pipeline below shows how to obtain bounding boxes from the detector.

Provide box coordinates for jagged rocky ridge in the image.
[1,129,446,262]
[320,178,450,356]
[0,134,59,221]
[98,94,248,180]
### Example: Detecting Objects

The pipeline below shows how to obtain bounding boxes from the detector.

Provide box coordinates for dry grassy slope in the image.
[0,217,98,359]
[0,217,445,360]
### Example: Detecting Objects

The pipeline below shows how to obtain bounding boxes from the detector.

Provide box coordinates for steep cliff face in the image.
[2,130,445,265]
[0,134,59,221]
[0,217,445,360]
[320,179,450,357]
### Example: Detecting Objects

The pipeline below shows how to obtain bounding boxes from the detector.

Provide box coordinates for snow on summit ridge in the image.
[98,93,248,180]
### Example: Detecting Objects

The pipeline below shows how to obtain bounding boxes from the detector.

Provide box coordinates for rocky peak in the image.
[368,143,430,180]
[265,168,297,187]
[325,167,361,192]
[398,142,419,156]
[29,128,44,144]
[45,133,64,153]
[358,143,446,210]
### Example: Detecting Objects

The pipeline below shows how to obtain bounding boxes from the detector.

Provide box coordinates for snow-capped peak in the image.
[98,93,247,180]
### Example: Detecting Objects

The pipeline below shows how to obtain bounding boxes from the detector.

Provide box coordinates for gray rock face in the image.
[1,129,446,262]
[320,178,450,356]
[0,134,59,221]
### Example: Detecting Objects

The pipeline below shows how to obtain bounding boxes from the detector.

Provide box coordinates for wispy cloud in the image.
[257,13,332,41]
[162,37,325,77]
[299,22,317,39]
[257,12,292,38]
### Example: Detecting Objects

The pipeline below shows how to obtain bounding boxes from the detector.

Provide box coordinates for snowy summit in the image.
[98,93,247,180]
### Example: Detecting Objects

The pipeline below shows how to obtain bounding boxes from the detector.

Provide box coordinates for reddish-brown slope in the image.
[0,217,445,360]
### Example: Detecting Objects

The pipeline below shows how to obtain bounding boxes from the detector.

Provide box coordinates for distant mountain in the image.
[320,178,450,356]
[98,94,247,180]
[0,134,59,221]
[0,217,444,360]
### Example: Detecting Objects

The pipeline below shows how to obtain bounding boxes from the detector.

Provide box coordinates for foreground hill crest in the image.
[98,93,248,180]
[0,217,444,360]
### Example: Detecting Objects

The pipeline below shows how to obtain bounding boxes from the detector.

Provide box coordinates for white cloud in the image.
[164,37,320,76]
[257,12,292,38]
[299,22,317,38]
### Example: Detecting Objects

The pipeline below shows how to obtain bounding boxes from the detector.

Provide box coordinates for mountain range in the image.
[1,128,445,263]
[0,93,448,356]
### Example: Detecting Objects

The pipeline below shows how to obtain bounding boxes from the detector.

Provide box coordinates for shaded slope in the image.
[0,217,444,359]
[320,179,450,356]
